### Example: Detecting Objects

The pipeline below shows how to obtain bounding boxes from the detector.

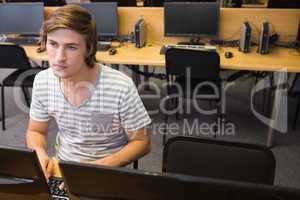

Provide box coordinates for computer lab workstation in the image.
[0,1,300,200]
[20,3,300,145]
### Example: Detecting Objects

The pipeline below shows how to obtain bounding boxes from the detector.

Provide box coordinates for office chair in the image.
[268,0,300,8]
[289,73,300,130]
[90,0,137,6]
[0,44,42,130]
[163,48,224,144]
[162,136,276,185]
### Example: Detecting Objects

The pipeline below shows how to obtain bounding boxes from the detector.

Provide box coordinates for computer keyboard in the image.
[97,42,111,51]
[48,177,69,200]
[160,44,217,55]
[3,37,39,46]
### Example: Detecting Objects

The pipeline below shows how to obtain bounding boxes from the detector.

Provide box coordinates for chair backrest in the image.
[162,136,276,185]
[0,44,32,69]
[90,0,136,6]
[165,48,220,82]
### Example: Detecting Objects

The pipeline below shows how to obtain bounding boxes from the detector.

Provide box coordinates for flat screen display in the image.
[0,3,44,35]
[164,2,219,38]
[80,2,118,38]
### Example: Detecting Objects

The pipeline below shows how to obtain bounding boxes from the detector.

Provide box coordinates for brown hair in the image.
[39,4,97,68]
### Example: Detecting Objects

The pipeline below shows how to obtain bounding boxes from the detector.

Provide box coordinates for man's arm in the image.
[88,128,150,167]
[26,119,54,180]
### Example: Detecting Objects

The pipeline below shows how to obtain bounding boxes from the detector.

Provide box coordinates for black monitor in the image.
[80,2,118,40]
[164,2,219,40]
[7,0,66,6]
[268,0,300,8]
[0,3,44,35]
[0,145,50,200]
[60,160,300,200]
[90,0,136,7]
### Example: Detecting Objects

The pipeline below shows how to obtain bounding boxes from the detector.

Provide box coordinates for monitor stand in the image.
[177,37,205,45]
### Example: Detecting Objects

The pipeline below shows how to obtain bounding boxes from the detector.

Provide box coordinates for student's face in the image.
[46,28,89,79]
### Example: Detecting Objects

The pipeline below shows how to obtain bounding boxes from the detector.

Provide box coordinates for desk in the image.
[24,43,300,71]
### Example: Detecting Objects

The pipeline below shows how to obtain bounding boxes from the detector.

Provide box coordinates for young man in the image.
[26,5,151,179]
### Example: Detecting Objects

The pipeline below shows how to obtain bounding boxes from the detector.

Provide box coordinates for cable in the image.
[124,65,166,80]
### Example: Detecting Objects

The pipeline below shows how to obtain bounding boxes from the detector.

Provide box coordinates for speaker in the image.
[239,22,251,53]
[134,19,147,48]
[257,21,270,54]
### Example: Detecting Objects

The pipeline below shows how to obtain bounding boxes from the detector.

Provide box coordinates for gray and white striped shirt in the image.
[30,64,151,162]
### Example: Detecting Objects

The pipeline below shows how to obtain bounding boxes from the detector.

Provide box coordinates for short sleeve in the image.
[119,80,151,132]
[29,74,51,122]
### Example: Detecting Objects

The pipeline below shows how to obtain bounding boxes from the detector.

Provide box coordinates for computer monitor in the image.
[0,3,44,35]
[0,145,50,200]
[164,2,219,40]
[268,0,300,8]
[7,0,66,6]
[90,0,136,7]
[60,160,300,200]
[80,2,118,40]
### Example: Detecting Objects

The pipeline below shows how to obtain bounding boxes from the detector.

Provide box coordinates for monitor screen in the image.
[268,0,300,8]
[164,2,219,38]
[60,160,300,200]
[0,3,44,35]
[80,2,118,39]
[0,145,50,200]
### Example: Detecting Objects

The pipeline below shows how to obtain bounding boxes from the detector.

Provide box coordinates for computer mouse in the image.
[109,48,117,55]
[225,51,233,59]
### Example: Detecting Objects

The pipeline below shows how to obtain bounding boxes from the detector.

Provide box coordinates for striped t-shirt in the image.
[30,64,151,162]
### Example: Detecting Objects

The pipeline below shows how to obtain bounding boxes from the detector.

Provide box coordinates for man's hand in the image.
[36,150,54,182]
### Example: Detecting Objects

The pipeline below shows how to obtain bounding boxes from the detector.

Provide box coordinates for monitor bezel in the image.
[80,2,119,38]
[164,2,220,39]
[0,2,44,35]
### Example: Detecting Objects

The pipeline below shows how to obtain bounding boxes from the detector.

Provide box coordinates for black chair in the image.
[90,0,137,6]
[0,44,42,130]
[163,48,223,144]
[162,136,276,185]
[289,73,300,130]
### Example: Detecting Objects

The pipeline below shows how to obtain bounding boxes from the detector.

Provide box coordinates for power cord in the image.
[124,65,166,80]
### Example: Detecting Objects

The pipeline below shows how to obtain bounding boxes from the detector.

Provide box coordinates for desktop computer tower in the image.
[239,22,251,53]
[257,21,270,54]
[296,20,300,48]
[135,19,147,48]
